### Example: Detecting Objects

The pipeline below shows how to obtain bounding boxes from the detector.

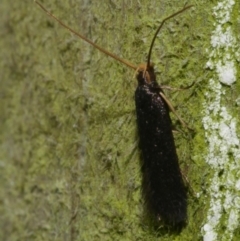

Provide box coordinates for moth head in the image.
[135,63,156,85]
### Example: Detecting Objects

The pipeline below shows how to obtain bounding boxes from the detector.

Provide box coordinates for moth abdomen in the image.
[135,69,187,225]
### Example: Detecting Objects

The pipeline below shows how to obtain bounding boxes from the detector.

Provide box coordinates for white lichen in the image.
[201,1,239,240]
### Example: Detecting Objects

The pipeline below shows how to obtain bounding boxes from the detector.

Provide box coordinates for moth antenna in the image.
[35,1,137,70]
[147,5,193,69]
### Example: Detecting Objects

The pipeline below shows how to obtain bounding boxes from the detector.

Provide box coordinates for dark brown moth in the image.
[35,1,192,226]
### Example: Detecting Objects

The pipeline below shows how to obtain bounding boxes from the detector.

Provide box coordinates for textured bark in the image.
[0,0,239,241]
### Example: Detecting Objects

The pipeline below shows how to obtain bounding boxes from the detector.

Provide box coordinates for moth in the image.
[35,1,192,226]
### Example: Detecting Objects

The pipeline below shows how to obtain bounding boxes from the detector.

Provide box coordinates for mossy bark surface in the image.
[0,0,239,240]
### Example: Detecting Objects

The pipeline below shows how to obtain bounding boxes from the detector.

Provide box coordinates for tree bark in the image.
[0,0,239,240]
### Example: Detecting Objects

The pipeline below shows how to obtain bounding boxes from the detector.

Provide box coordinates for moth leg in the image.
[181,171,196,197]
[159,92,192,130]
[133,66,140,79]
[133,64,151,84]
